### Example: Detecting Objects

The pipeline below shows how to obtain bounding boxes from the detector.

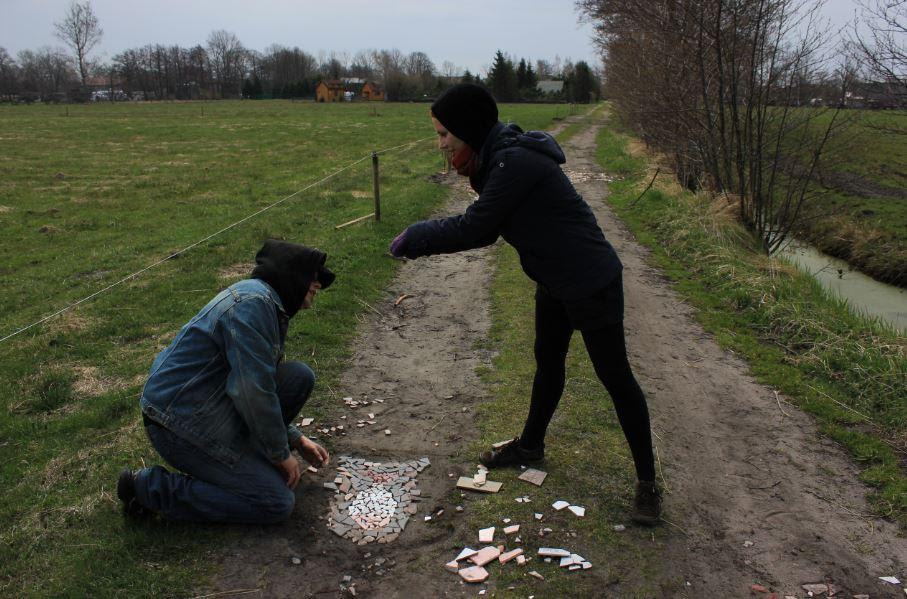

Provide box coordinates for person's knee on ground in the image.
[276,360,316,423]
[253,485,296,523]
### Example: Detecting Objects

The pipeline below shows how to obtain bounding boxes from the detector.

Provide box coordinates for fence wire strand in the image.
[0,135,436,346]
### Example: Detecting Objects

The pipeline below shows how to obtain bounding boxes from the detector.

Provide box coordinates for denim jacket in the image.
[140,279,303,466]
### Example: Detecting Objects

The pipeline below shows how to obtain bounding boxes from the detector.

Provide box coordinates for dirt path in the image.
[205,117,905,598]
[563,121,907,597]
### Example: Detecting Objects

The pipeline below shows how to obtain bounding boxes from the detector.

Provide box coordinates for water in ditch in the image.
[779,241,906,333]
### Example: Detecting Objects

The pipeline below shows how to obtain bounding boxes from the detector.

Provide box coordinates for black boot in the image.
[117,468,151,519]
[631,480,662,525]
[479,437,544,468]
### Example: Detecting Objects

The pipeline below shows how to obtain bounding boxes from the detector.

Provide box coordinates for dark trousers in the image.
[135,361,315,523]
[520,287,656,482]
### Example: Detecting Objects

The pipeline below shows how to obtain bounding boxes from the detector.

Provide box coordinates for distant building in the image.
[316,79,345,102]
[537,80,564,94]
[361,81,385,101]
[84,75,127,101]
[316,78,385,102]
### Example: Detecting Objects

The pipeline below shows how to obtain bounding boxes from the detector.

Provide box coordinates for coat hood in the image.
[250,239,335,318]
[484,122,567,165]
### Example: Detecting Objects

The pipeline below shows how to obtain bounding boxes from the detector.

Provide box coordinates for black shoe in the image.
[117,468,150,519]
[631,481,662,525]
[479,437,544,469]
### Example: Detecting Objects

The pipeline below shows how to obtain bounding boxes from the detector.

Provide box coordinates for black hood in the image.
[250,239,335,318]
[486,123,566,164]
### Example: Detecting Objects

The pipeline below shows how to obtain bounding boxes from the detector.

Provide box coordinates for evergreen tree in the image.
[461,69,473,84]
[570,61,598,103]
[525,63,538,91]
[486,50,518,102]
[516,58,528,89]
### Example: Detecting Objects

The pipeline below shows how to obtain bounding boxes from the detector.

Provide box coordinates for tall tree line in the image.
[577,0,861,254]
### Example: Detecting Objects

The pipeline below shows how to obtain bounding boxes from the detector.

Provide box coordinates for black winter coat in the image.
[405,121,622,301]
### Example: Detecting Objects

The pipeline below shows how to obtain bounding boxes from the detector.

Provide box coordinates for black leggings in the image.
[520,292,656,482]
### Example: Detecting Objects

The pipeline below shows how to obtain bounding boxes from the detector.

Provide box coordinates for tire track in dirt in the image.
[563,118,907,597]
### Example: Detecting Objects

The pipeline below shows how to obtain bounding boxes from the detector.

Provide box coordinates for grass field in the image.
[596,112,906,526]
[799,109,907,286]
[0,100,564,597]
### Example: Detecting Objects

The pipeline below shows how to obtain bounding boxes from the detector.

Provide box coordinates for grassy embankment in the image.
[798,109,907,286]
[595,110,905,525]
[0,100,563,598]
[456,107,670,599]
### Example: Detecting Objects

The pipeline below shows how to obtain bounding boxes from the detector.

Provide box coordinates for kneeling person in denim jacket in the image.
[118,239,333,524]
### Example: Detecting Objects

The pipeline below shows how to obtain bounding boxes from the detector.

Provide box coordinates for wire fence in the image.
[0,134,437,346]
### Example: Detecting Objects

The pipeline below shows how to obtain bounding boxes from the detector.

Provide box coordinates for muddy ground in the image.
[204,117,906,598]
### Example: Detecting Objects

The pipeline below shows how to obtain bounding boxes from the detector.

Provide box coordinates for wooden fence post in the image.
[372,151,381,222]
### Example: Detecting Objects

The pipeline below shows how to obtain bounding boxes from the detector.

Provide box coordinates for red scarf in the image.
[451,146,477,177]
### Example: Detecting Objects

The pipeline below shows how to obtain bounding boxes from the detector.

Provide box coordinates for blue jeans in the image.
[134,361,315,524]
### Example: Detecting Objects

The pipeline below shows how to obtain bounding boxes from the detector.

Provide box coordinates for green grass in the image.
[797,109,907,286]
[0,100,565,598]
[595,113,907,527]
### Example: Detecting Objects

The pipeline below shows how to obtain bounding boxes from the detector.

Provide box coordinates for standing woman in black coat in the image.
[389,84,661,524]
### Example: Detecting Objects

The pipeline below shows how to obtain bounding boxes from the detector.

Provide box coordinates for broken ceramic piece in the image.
[479,527,495,543]
[458,565,489,583]
[455,547,479,561]
[517,468,548,486]
[504,524,520,534]
[469,546,502,567]
[538,547,571,558]
[552,500,569,510]
[568,505,585,517]
[499,548,523,564]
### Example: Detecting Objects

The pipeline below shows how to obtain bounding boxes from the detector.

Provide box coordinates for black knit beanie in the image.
[250,239,335,318]
[431,83,499,152]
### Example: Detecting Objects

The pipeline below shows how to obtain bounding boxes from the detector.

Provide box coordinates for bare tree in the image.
[54,0,102,86]
[441,60,460,79]
[854,0,906,83]
[578,0,847,254]
[206,30,245,98]
[0,47,18,101]
[17,47,77,101]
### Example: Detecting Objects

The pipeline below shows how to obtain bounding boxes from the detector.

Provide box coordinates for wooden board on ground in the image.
[456,476,502,493]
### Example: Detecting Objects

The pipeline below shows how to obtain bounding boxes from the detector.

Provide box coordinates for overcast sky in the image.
[1,0,859,76]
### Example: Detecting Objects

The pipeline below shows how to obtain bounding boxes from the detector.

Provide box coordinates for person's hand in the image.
[297,436,330,468]
[389,230,408,257]
[278,454,301,489]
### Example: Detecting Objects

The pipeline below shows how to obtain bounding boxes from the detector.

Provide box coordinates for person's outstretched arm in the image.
[392,150,538,258]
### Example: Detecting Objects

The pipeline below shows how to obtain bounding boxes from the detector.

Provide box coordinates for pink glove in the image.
[389,230,408,257]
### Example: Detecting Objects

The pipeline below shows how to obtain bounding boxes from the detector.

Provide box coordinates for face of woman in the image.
[431,116,467,154]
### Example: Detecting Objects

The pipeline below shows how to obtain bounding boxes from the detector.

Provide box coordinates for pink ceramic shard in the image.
[499,548,523,564]
[517,468,547,486]
[478,527,495,543]
[469,546,502,566]
[504,524,520,534]
[444,560,459,573]
[455,547,478,561]
[458,565,489,583]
